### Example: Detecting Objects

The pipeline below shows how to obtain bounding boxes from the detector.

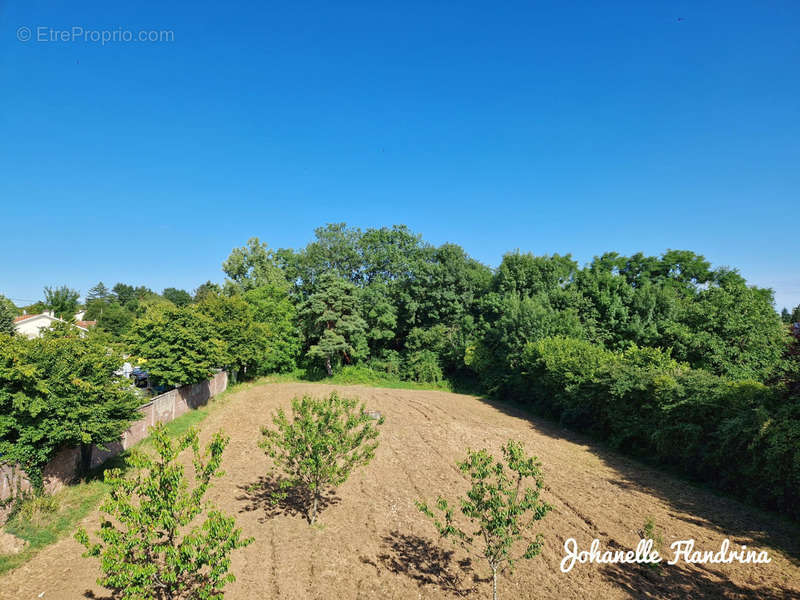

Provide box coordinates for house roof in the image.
[14,314,39,323]
[13,313,91,333]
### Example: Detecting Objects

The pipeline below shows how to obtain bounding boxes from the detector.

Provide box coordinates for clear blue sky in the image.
[1,1,798,310]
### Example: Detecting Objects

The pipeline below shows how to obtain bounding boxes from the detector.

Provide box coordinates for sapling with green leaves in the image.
[75,424,252,600]
[259,391,384,525]
[416,440,552,600]
[638,516,665,574]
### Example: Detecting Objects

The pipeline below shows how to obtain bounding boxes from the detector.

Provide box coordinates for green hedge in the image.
[514,336,800,519]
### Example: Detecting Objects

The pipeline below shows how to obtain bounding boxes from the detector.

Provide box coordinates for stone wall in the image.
[0,370,228,501]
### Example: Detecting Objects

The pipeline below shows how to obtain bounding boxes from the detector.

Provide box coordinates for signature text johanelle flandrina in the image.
[560,538,770,573]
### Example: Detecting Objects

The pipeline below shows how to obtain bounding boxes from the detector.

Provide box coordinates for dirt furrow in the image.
[1,382,798,600]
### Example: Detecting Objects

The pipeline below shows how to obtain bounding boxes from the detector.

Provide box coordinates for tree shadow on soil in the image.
[371,530,482,596]
[601,561,797,599]
[476,396,800,566]
[235,475,340,523]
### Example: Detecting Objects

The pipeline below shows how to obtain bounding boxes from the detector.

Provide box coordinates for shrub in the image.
[519,336,616,420]
[260,391,384,524]
[515,335,800,519]
[76,425,252,600]
[368,350,403,378]
[0,333,141,488]
[16,493,58,525]
[404,350,443,383]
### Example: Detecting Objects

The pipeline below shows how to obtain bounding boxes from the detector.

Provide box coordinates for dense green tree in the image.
[197,293,270,379]
[590,250,714,293]
[0,332,141,486]
[656,249,714,288]
[279,223,432,293]
[395,244,491,358]
[133,293,174,318]
[0,334,46,486]
[791,304,800,324]
[162,287,192,307]
[359,283,397,354]
[126,305,227,387]
[111,283,137,308]
[193,280,223,302]
[86,281,111,302]
[571,267,686,351]
[358,224,430,285]
[243,283,300,373]
[471,293,584,395]
[517,335,800,518]
[223,237,286,293]
[404,349,443,383]
[84,301,108,321]
[299,273,368,376]
[404,320,477,375]
[493,252,577,296]
[290,223,364,287]
[85,282,114,320]
[76,425,252,600]
[97,302,135,337]
[22,301,47,315]
[43,285,80,319]
[0,294,17,314]
[673,280,788,380]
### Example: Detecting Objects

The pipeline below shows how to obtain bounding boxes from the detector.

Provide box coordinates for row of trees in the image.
[5,225,797,389]
[0,289,300,493]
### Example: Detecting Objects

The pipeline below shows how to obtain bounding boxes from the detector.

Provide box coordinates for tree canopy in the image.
[126,305,226,387]
[43,285,80,319]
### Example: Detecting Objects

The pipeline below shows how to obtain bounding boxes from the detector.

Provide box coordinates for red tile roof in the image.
[75,321,97,329]
[13,314,38,323]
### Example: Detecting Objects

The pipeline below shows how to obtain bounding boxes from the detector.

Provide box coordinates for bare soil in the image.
[2,383,799,599]
[0,531,26,556]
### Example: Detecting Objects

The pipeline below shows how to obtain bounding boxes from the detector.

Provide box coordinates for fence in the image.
[0,371,228,501]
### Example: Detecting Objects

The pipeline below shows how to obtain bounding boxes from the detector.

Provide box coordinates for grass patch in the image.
[260,366,467,393]
[0,378,248,575]
[0,480,108,574]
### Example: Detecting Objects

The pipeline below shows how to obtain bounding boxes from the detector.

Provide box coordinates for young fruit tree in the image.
[416,440,552,600]
[75,424,252,600]
[259,391,384,525]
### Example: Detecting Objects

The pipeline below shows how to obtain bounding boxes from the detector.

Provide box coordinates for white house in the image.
[13,311,93,339]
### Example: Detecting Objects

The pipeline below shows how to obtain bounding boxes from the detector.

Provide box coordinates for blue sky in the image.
[1,1,798,310]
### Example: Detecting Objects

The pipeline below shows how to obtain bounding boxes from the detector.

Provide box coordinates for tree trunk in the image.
[492,566,498,600]
[310,491,319,525]
[79,443,93,478]
[325,356,333,377]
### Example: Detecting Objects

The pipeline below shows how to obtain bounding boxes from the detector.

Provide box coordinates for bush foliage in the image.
[76,425,252,600]
[259,391,384,525]
[417,440,552,600]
